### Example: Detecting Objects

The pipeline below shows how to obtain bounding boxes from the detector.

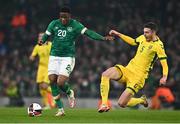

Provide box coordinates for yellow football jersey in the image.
[126,35,167,78]
[31,42,52,68]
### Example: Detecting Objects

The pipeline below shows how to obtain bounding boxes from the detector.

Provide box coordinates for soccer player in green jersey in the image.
[39,6,113,116]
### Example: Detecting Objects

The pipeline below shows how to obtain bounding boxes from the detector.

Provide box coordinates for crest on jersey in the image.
[67,27,73,32]
[55,27,59,29]
[148,45,153,50]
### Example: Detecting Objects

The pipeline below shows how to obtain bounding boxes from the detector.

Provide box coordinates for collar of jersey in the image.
[58,19,73,27]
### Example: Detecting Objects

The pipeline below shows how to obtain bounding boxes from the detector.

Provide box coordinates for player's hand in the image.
[29,56,35,61]
[109,30,120,36]
[38,40,43,46]
[159,75,167,86]
[104,35,114,41]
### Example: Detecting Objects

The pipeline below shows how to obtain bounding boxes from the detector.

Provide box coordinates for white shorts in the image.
[48,56,75,77]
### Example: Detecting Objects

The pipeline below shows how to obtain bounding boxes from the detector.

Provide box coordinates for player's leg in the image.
[39,82,50,109]
[48,56,65,116]
[127,95,148,107]
[118,88,134,107]
[118,84,148,108]
[115,65,148,108]
[39,82,55,109]
[57,57,76,108]
[57,75,71,96]
[98,67,122,112]
[49,74,65,116]
[126,77,148,107]
[57,75,75,108]
[38,82,48,108]
[36,69,49,108]
[43,74,55,108]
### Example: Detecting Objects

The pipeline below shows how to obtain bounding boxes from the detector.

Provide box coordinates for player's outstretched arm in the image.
[29,46,38,61]
[38,33,49,45]
[84,29,114,41]
[109,30,137,46]
[159,59,168,86]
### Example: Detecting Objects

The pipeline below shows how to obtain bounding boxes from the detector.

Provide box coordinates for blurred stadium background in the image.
[0,0,180,109]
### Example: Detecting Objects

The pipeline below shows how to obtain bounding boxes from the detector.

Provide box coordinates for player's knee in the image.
[102,67,119,79]
[48,75,57,83]
[49,78,56,84]
[39,83,48,90]
[118,101,127,108]
[57,78,65,86]
[102,71,109,77]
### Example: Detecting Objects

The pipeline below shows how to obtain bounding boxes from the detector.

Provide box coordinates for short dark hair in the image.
[144,22,158,32]
[61,6,71,13]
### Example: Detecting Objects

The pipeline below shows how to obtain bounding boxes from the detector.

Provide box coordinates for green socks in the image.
[55,99,63,108]
[50,83,63,108]
[50,82,72,109]
[59,82,71,96]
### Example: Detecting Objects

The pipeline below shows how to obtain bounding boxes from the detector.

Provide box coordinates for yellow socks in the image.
[47,86,52,93]
[127,97,144,107]
[40,87,55,108]
[39,89,49,107]
[100,76,110,105]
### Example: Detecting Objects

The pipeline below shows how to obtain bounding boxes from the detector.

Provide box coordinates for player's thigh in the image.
[48,56,60,75]
[39,66,50,84]
[126,76,145,94]
[116,65,133,84]
[36,67,46,83]
[102,64,125,80]
[40,73,50,90]
[39,82,49,90]
[44,74,50,84]
[102,67,121,80]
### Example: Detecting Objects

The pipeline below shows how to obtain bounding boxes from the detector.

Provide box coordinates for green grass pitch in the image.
[0,107,180,123]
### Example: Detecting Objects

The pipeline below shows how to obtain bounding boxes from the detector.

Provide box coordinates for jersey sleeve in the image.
[119,34,137,46]
[156,41,167,60]
[45,20,55,36]
[75,21,87,35]
[31,45,38,57]
[135,35,144,45]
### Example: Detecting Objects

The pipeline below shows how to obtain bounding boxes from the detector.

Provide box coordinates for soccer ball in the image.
[27,103,42,117]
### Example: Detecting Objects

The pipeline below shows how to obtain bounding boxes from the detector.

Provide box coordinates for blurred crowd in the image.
[0,0,180,108]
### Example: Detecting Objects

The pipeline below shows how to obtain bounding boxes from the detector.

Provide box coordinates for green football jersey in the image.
[45,19,86,57]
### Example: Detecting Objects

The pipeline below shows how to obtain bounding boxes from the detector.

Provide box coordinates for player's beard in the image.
[145,35,152,41]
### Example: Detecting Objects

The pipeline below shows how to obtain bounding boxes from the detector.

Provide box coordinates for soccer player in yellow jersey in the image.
[98,22,169,112]
[30,33,54,109]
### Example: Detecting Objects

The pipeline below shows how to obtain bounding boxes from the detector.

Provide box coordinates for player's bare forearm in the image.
[109,30,137,46]
[159,59,168,85]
